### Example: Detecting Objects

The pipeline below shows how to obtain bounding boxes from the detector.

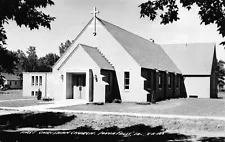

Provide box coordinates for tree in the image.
[0,0,55,46]
[26,46,38,72]
[0,47,18,87]
[217,60,225,86]
[0,47,18,74]
[59,40,72,56]
[14,49,28,79]
[38,53,59,72]
[139,0,225,45]
[0,0,55,84]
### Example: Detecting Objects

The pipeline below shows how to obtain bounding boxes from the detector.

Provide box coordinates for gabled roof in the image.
[1,73,20,81]
[97,18,181,74]
[80,44,114,70]
[161,43,216,75]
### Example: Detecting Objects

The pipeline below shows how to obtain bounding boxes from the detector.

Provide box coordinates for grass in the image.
[0,100,53,107]
[0,89,53,107]
[54,97,225,117]
[0,90,32,100]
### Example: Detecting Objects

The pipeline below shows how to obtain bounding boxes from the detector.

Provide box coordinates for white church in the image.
[23,8,218,103]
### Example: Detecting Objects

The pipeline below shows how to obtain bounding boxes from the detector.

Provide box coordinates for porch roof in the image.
[80,44,114,70]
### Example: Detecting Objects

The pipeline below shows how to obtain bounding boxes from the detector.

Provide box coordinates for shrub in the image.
[37,89,42,100]
[112,99,122,103]
[42,97,54,101]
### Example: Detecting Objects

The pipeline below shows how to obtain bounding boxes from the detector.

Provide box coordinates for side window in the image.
[35,76,38,86]
[168,74,172,88]
[39,76,42,86]
[158,72,162,88]
[31,91,34,96]
[124,72,130,90]
[31,76,34,86]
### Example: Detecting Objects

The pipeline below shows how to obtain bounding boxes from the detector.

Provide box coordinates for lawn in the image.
[0,112,225,141]
[0,90,32,100]
[0,100,53,107]
[0,89,53,107]
[54,97,225,117]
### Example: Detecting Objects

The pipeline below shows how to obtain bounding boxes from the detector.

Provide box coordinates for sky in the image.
[3,0,225,61]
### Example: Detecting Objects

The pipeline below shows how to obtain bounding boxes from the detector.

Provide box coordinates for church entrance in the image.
[72,73,86,99]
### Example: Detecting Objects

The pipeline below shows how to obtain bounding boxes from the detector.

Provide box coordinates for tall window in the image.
[158,72,162,88]
[31,91,34,96]
[124,72,130,90]
[39,76,42,86]
[168,74,172,88]
[31,76,34,86]
[35,76,38,86]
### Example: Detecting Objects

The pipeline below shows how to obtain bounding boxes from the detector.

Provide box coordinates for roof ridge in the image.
[97,17,157,45]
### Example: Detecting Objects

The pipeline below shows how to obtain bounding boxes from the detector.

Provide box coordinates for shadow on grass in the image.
[198,137,225,142]
[0,115,224,142]
[0,112,76,130]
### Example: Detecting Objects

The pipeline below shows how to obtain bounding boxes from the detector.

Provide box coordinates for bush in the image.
[42,97,54,101]
[112,99,122,103]
[136,102,151,105]
[37,90,42,100]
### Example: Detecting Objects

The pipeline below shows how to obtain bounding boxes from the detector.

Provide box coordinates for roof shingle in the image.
[80,44,114,70]
[161,43,216,75]
[97,18,181,74]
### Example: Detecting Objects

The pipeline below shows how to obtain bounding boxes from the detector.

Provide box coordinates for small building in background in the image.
[1,73,22,89]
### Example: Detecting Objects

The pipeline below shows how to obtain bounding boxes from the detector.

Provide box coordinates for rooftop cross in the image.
[90,7,99,36]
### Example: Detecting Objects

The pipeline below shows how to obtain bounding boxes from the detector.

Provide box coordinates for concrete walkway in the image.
[18,99,87,110]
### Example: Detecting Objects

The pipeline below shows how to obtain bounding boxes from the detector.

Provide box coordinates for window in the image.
[35,91,38,96]
[124,72,130,90]
[35,76,38,86]
[158,72,162,88]
[31,76,34,86]
[168,74,172,88]
[39,76,42,86]
[15,81,17,85]
[176,76,180,88]
[9,81,11,86]
[31,91,34,96]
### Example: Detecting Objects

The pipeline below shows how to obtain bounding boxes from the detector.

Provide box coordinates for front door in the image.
[72,74,86,99]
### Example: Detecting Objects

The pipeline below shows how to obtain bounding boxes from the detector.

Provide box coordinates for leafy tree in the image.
[38,53,59,72]
[0,0,55,46]
[26,46,38,72]
[0,0,55,84]
[139,0,225,45]
[0,47,18,74]
[14,49,28,79]
[0,47,18,87]
[217,60,225,86]
[59,40,72,56]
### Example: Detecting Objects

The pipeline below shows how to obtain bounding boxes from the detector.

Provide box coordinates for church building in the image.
[23,8,218,103]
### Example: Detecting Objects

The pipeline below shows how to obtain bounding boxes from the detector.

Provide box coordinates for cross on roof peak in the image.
[90,7,100,36]
[90,7,99,18]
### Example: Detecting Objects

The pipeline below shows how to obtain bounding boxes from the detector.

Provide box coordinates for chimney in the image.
[149,38,154,43]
